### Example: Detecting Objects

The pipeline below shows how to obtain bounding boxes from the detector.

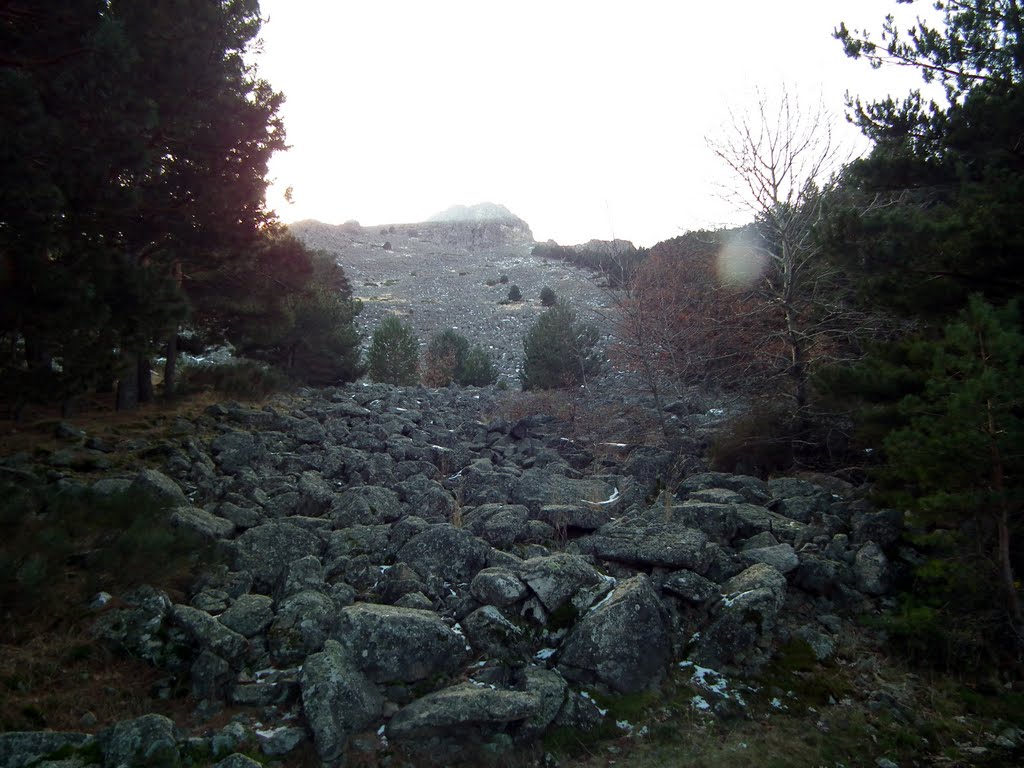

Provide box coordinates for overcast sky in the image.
[255,0,933,247]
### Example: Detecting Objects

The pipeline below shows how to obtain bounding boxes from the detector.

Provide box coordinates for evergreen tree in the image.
[0,0,285,410]
[422,328,498,387]
[367,316,419,385]
[540,286,557,306]
[522,301,603,390]
[458,345,498,387]
[423,329,470,387]
[883,295,1024,646]
[832,1,1024,317]
[507,284,523,302]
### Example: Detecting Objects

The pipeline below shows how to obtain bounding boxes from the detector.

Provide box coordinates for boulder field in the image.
[0,383,903,767]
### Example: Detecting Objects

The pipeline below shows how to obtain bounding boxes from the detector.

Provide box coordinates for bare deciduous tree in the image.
[708,88,860,415]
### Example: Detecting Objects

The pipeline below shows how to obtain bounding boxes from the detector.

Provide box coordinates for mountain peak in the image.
[427,202,519,224]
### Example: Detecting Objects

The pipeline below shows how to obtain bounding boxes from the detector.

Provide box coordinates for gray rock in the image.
[231,521,323,591]
[680,472,770,504]
[169,505,235,540]
[396,524,490,587]
[387,682,540,741]
[190,650,231,701]
[519,667,569,739]
[329,485,402,526]
[463,503,530,548]
[334,603,469,684]
[692,563,787,673]
[213,756,262,768]
[129,469,188,507]
[854,541,891,595]
[0,733,93,768]
[470,567,529,607]
[738,543,799,574]
[396,474,455,522]
[462,605,530,661]
[662,569,719,603]
[255,726,306,757]
[558,575,671,694]
[100,714,179,768]
[210,431,263,473]
[537,503,611,532]
[792,555,847,596]
[512,469,617,514]
[731,502,810,542]
[276,554,325,599]
[520,553,603,613]
[171,604,248,663]
[652,500,738,544]
[576,522,710,572]
[218,594,274,637]
[268,589,336,664]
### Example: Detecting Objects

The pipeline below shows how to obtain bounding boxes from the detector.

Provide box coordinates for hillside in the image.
[288,206,612,383]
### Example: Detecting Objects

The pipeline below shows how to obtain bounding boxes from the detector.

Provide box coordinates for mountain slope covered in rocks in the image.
[287,206,611,383]
[4,378,1001,768]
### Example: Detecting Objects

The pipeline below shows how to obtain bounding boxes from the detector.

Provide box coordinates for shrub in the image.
[507,284,523,302]
[423,330,498,387]
[367,315,419,385]
[459,345,498,386]
[499,274,509,284]
[540,286,557,306]
[423,329,470,387]
[521,300,603,390]
[179,360,291,398]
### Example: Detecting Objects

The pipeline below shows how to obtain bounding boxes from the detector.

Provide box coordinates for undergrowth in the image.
[0,476,221,731]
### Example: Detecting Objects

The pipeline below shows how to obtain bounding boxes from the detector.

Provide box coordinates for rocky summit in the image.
[0,381,906,767]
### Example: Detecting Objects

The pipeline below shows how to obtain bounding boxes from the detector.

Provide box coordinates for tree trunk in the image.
[116,352,139,411]
[164,332,178,401]
[138,356,153,403]
[996,507,1024,636]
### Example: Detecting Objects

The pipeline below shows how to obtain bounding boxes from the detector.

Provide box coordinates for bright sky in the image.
[256,0,932,247]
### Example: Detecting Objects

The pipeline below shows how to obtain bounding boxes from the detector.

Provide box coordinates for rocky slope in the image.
[0,382,913,767]
[287,206,612,383]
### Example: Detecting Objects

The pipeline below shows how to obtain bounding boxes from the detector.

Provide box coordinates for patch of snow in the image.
[585,487,621,506]
[256,726,290,739]
[534,648,557,660]
[691,695,711,711]
[721,589,756,608]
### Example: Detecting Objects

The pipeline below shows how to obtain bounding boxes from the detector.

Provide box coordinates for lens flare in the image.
[715,235,767,288]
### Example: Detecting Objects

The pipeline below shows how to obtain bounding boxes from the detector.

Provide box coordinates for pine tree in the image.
[368,316,419,385]
[884,295,1024,646]
[522,301,603,390]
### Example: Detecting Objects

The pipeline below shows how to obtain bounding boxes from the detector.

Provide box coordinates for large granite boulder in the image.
[395,524,491,588]
[557,575,671,694]
[231,521,324,591]
[387,682,540,741]
[333,603,468,684]
[300,640,384,762]
[692,563,787,673]
[576,521,710,572]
